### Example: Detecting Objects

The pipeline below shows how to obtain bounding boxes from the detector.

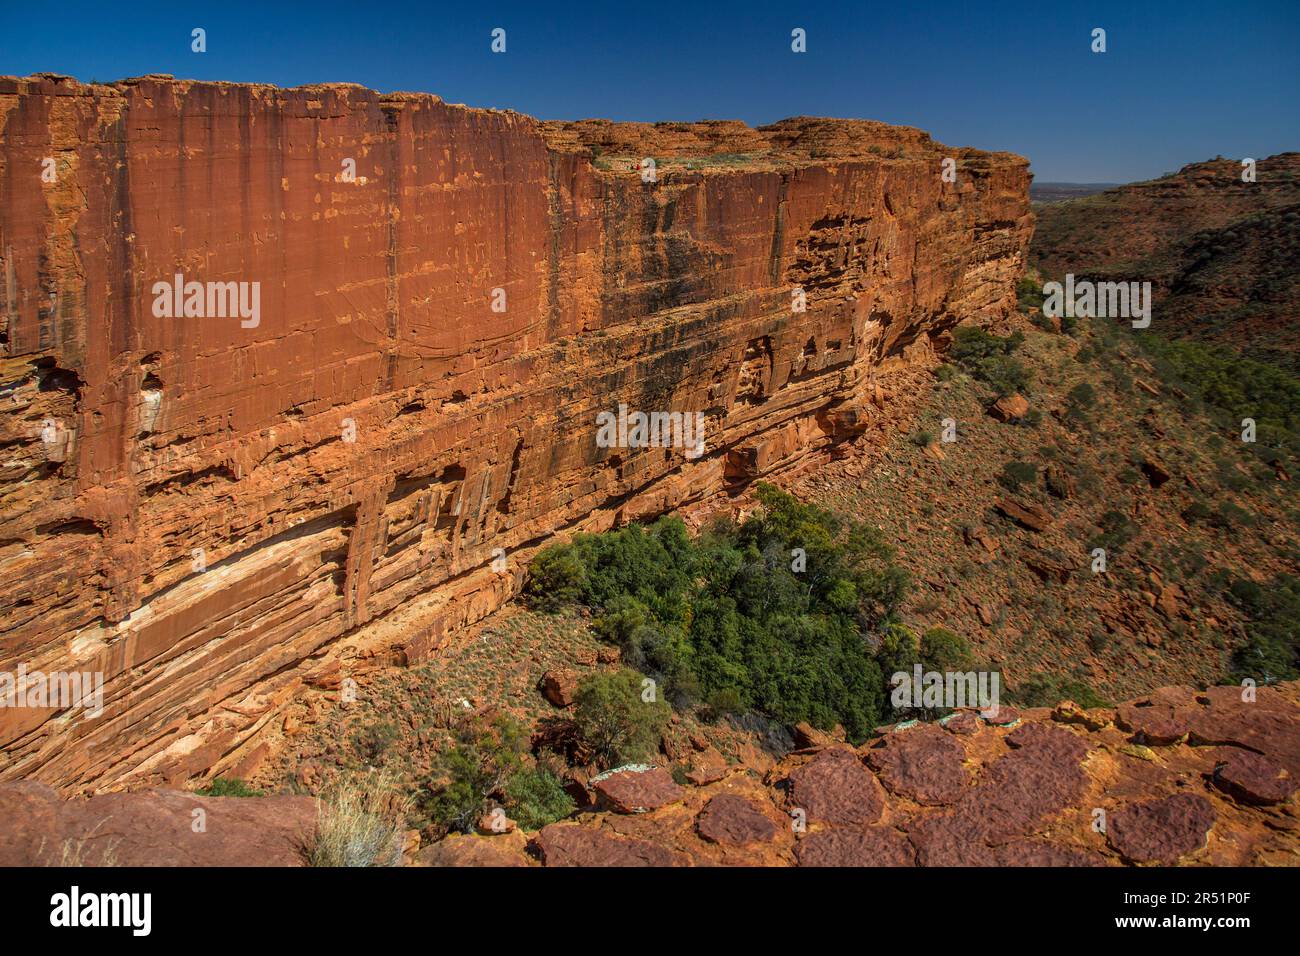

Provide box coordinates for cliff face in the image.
[0,74,1031,792]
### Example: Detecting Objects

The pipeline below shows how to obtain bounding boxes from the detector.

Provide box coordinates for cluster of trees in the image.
[526,484,977,742]
[1227,574,1300,684]
[946,325,1034,397]
[1141,336,1300,463]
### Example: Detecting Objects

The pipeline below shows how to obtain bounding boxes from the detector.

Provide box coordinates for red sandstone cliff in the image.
[0,74,1032,792]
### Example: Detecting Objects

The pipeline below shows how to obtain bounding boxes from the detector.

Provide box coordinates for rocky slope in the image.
[0,74,1031,792]
[3,679,1295,866]
[790,310,1298,704]
[1031,153,1300,371]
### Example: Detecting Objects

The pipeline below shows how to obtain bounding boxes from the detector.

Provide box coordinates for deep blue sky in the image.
[2,0,1296,181]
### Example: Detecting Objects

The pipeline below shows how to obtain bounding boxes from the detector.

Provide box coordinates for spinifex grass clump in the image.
[526,484,913,741]
[309,772,411,867]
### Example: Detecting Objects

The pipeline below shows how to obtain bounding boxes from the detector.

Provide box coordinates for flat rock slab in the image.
[994,497,1053,532]
[1107,792,1216,864]
[1116,685,1300,777]
[593,767,684,814]
[942,711,983,735]
[795,827,916,867]
[982,706,1021,727]
[695,793,779,846]
[908,722,1090,864]
[866,724,969,805]
[0,781,315,866]
[534,823,688,867]
[1211,749,1297,806]
[786,748,888,826]
[417,832,531,867]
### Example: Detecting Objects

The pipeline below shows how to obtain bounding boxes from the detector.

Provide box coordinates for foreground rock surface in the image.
[0,781,314,866]
[0,75,1031,792]
[6,680,1294,867]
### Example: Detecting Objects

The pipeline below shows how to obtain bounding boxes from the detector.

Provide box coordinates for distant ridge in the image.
[1030,182,1120,204]
[1032,153,1300,372]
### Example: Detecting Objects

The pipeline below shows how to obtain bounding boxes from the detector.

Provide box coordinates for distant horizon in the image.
[3,0,1296,182]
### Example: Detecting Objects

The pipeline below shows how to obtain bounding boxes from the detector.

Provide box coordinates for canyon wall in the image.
[0,74,1032,792]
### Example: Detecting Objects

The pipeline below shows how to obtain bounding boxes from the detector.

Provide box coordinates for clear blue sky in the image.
[2,0,1296,182]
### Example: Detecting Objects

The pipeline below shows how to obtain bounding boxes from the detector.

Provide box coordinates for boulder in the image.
[988,393,1030,422]
[540,669,579,708]
[994,497,1054,532]
[591,766,684,814]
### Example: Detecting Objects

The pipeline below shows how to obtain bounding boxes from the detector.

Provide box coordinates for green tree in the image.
[573,669,670,768]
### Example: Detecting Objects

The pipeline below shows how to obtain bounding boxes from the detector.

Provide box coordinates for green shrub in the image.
[919,627,975,672]
[503,766,576,830]
[195,777,263,797]
[879,624,981,720]
[950,325,1020,364]
[1089,510,1135,553]
[947,326,1033,395]
[352,721,399,765]
[574,669,671,768]
[1017,276,1045,312]
[1007,675,1108,709]
[426,716,528,833]
[706,686,746,717]
[978,355,1034,397]
[525,546,588,611]
[998,460,1038,491]
[1066,382,1096,408]
[1226,578,1265,615]
[1212,500,1257,533]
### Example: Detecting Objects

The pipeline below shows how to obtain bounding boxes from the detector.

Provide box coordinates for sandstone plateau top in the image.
[2,73,1027,171]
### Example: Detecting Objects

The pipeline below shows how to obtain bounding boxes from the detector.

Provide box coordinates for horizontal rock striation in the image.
[0,74,1031,792]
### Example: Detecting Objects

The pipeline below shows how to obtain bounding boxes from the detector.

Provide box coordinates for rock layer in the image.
[0,74,1031,791]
